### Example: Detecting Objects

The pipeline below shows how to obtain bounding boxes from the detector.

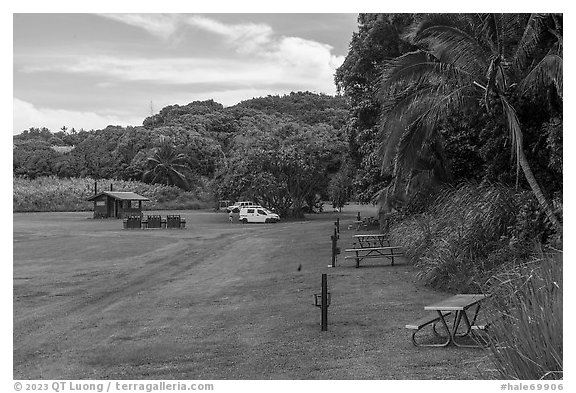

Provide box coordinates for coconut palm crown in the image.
[143,137,190,190]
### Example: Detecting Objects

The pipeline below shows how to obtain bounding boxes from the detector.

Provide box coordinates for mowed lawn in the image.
[13,206,491,379]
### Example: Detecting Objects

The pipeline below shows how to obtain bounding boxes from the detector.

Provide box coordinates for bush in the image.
[484,253,562,379]
[390,183,520,291]
[389,182,561,292]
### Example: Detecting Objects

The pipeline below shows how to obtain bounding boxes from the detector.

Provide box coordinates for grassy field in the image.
[13,204,491,379]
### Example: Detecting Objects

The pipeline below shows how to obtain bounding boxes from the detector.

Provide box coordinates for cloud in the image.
[20,56,283,86]
[19,52,340,93]
[185,15,275,54]
[184,15,344,67]
[86,14,345,92]
[14,15,347,134]
[13,98,143,134]
[98,14,181,39]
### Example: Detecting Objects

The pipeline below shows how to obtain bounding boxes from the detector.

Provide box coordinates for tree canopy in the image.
[335,13,562,229]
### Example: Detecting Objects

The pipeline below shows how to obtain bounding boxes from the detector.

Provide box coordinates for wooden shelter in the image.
[87,191,150,219]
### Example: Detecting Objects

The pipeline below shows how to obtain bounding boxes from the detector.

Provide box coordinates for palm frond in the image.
[413,25,489,78]
[403,14,458,42]
[378,46,478,173]
[396,85,473,170]
[378,83,451,170]
[167,168,190,189]
[481,13,503,56]
[499,14,530,59]
[512,13,548,70]
[500,96,523,181]
[518,52,563,100]
[378,50,475,100]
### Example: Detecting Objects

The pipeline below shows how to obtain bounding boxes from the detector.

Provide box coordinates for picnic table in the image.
[406,294,489,348]
[344,233,402,267]
[352,217,379,231]
[353,234,390,248]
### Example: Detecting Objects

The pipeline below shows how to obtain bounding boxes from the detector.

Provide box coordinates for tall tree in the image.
[377,13,562,232]
[216,116,345,218]
[335,14,416,202]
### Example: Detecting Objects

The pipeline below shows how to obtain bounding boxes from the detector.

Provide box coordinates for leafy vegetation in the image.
[389,183,539,292]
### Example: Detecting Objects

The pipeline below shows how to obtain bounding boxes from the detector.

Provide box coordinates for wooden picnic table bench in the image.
[406,294,490,348]
[344,245,403,267]
[351,217,379,231]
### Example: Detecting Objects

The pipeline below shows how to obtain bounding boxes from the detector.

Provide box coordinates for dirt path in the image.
[13,207,490,379]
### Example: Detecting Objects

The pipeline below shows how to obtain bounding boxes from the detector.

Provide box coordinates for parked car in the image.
[239,207,280,223]
[226,201,256,213]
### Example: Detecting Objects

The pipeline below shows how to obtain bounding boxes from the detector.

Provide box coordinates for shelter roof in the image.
[87,191,150,201]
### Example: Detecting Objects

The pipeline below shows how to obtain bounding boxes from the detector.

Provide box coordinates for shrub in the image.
[484,253,562,379]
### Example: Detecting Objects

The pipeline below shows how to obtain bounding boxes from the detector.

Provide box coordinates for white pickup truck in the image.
[226,201,256,213]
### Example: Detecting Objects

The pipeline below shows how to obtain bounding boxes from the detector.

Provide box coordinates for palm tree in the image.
[377,13,562,233]
[143,138,190,190]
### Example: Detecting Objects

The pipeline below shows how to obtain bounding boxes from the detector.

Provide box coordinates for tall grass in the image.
[13,176,209,212]
[485,253,562,379]
[390,183,521,291]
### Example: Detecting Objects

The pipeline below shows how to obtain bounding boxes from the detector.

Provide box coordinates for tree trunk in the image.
[518,146,562,234]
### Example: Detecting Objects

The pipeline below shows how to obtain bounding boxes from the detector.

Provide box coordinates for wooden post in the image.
[110,184,113,191]
[336,218,340,234]
[357,212,361,221]
[331,231,337,268]
[94,181,97,195]
[321,274,328,331]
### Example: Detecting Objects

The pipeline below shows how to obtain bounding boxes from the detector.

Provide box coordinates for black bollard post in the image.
[336,217,340,234]
[321,274,328,331]
[357,212,361,222]
[331,231,337,267]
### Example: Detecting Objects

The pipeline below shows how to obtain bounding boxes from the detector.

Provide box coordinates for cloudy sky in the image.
[13,13,359,134]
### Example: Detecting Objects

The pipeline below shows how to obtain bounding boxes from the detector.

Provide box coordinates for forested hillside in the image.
[13,92,349,217]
